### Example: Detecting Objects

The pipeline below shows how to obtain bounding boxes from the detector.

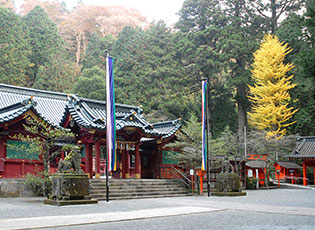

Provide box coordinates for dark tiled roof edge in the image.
[0,84,142,112]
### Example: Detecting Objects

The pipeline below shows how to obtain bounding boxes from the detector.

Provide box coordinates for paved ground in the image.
[1,187,315,229]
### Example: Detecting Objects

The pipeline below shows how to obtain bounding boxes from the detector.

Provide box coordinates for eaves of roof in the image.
[276,161,302,169]
[286,136,315,159]
[246,160,266,168]
[0,84,181,139]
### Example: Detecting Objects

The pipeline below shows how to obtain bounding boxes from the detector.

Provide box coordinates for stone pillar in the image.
[95,140,101,179]
[313,167,315,186]
[303,161,307,186]
[135,142,140,179]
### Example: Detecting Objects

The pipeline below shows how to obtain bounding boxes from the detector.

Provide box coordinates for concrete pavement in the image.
[0,206,223,229]
[1,188,315,229]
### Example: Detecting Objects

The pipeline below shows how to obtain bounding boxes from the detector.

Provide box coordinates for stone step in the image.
[91,181,182,186]
[91,190,188,197]
[91,184,184,189]
[89,179,189,200]
[91,193,188,199]
[95,193,191,201]
[90,188,187,194]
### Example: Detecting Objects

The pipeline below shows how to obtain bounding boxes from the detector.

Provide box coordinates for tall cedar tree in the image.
[0,7,30,86]
[248,34,298,139]
[276,5,315,136]
[175,0,264,138]
[23,6,66,86]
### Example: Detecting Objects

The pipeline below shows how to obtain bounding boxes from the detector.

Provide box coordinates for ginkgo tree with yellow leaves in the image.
[248,34,299,139]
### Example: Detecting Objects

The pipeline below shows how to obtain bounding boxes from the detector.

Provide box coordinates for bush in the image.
[246,177,258,189]
[24,172,51,196]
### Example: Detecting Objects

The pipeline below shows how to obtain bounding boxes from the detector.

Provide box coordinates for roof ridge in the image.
[153,119,179,126]
[0,84,69,100]
[0,84,143,111]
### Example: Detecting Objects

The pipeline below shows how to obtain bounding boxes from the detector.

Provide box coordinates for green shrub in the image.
[246,177,258,189]
[24,172,51,196]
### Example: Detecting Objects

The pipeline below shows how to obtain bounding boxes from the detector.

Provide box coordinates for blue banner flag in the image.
[201,80,207,171]
[106,56,116,171]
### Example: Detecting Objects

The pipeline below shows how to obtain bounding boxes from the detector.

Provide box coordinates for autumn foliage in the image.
[248,34,299,139]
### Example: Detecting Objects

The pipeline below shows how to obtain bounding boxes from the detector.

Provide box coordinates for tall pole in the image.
[205,77,211,197]
[104,146,109,202]
[105,50,109,202]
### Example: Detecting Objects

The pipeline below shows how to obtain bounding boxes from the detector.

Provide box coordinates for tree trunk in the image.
[236,83,248,153]
[271,0,277,34]
[75,31,82,69]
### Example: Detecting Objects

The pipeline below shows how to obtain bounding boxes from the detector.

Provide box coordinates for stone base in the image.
[211,191,247,197]
[43,198,98,206]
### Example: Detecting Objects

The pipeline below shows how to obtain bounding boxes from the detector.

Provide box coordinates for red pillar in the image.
[21,160,25,177]
[0,138,5,173]
[125,146,130,178]
[303,161,307,186]
[121,148,126,178]
[95,140,101,179]
[135,142,140,179]
[85,143,93,179]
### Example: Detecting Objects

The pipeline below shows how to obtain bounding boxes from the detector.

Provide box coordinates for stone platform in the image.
[43,198,98,206]
[211,191,247,196]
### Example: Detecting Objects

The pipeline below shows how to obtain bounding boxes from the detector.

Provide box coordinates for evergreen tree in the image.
[166,113,202,169]
[176,0,263,138]
[248,34,298,139]
[249,0,305,34]
[82,33,116,71]
[0,7,30,86]
[32,56,77,93]
[275,0,315,135]
[23,6,66,86]
[72,65,105,101]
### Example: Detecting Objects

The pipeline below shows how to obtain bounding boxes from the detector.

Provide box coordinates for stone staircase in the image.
[89,179,190,200]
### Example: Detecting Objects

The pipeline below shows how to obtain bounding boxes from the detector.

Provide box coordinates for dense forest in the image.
[0,0,314,141]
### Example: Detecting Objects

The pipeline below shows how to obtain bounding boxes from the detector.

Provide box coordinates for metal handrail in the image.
[169,165,191,188]
[279,175,309,185]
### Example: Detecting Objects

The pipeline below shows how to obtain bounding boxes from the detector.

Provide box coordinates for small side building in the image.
[246,160,267,187]
[274,161,301,184]
[287,136,315,186]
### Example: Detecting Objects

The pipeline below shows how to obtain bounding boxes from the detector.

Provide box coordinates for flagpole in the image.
[105,50,109,202]
[205,77,211,197]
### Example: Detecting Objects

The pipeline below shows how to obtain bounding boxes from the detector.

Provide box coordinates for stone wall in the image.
[0,179,35,197]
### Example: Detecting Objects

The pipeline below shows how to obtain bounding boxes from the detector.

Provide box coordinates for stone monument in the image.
[44,146,98,205]
[212,158,246,196]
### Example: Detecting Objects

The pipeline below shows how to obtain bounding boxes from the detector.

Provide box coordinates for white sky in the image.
[15,0,185,25]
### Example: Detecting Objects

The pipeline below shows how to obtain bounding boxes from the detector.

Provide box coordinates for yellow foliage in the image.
[248,34,298,140]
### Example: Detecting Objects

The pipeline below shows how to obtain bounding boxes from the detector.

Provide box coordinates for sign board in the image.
[190,169,194,176]
[248,169,253,177]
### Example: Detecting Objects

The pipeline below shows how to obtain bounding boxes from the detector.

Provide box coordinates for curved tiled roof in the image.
[0,84,181,139]
[0,99,34,123]
[276,161,302,169]
[287,136,315,159]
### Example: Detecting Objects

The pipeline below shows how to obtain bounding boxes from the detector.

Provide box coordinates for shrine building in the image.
[273,161,301,184]
[0,84,182,179]
[287,136,315,186]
